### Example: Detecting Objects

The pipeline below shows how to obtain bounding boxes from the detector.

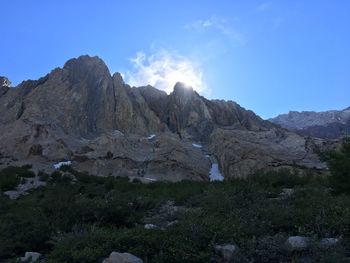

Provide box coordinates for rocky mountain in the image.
[0,76,11,96]
[0,55,325,181]
[270,108,350,139]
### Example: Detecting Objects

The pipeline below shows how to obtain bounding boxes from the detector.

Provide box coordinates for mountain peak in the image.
[0,55,324,180]
[63,55,105,67]
[0,76,11,88]
[62,55,111,79]
[173,82,194,94]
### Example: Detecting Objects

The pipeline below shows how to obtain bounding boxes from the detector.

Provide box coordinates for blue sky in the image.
[1,0,349,118]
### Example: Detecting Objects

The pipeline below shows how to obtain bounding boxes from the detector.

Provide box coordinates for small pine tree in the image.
[324,137,350,194]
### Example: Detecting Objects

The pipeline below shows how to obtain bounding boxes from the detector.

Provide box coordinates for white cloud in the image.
[257,2,272,12]
[185,15,245,46]
[125,50,208,95]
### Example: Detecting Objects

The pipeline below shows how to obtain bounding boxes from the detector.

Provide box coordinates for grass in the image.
[0,167,349,262]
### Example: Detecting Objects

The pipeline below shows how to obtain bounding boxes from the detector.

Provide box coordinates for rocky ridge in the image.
[270,108,350,139]
[0,55,325,180]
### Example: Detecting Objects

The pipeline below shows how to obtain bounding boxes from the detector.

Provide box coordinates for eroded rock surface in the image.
[209,128,324,178]
[0,55,326,180]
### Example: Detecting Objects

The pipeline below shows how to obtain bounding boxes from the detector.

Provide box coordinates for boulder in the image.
[214,244,238,262]
[144,223,157,230]
[19,252,42,262]
[285,236,311,251]
[278,188,295,199]
[143,201,191,228]
[319,238,340,248]
[102,252,143,263]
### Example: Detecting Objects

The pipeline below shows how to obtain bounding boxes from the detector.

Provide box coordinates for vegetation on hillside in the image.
[0,162,349,262]
[323,137,350,194]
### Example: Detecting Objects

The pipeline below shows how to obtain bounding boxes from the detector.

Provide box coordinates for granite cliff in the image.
[0,55,325,180]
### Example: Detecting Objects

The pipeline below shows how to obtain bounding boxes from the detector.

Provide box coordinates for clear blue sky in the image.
[1,0,349,119]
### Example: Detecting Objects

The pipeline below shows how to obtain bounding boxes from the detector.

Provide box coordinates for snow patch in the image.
[209,163,224,181]
[144,177,157,181]
[112,130,124,136]
[147,134,156,140]
[53,161,72,169]
[192,143,203,148]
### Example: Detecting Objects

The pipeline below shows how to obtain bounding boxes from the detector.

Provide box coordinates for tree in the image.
[324,137,350,194]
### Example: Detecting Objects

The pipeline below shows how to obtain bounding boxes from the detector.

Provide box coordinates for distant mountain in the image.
[0,55,324,180]
[270,108,350,139]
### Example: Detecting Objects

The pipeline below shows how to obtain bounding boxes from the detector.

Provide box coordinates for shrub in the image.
[251,169,315,189]
[0,166,31,191]
[51,171,62,182]
[38,171,50,181]
[0,167,349,262]
[59,164,74,173]
[0,165,36,192]
[104,177,115,191]
[19,170,36,178]
[323,137,350,194]
[0,208,51,259]
[0,172,19,191]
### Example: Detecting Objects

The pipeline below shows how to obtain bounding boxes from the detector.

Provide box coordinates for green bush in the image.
[0,208,51,259]
[1,165,35,177]
[19,170,36,178]
[0,172,19,191]
[0,168,349,262]
[38,171,50,181]
[51,171,62,182]
[59,164,74,173]
[104,176,115,190]
[0,167,24,191]
[0,165,36,191]
[250,169,316,189]
[323,137,350,194]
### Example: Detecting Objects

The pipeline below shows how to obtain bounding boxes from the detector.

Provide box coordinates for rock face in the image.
[0,55,325,180]
[143,82,273,141]
[270,108,350,139]
[0,76,11,97]
[0,57,163,138]
[209,128,325,178]
[0,76,11,88]
[72,132,211,181]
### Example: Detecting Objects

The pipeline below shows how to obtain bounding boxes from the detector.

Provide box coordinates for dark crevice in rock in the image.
[16,102,25,120]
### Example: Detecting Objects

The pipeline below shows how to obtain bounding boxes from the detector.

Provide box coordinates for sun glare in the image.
[126,50,207,94]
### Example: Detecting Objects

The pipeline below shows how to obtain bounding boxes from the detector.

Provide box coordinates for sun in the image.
[126,50,207,95]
